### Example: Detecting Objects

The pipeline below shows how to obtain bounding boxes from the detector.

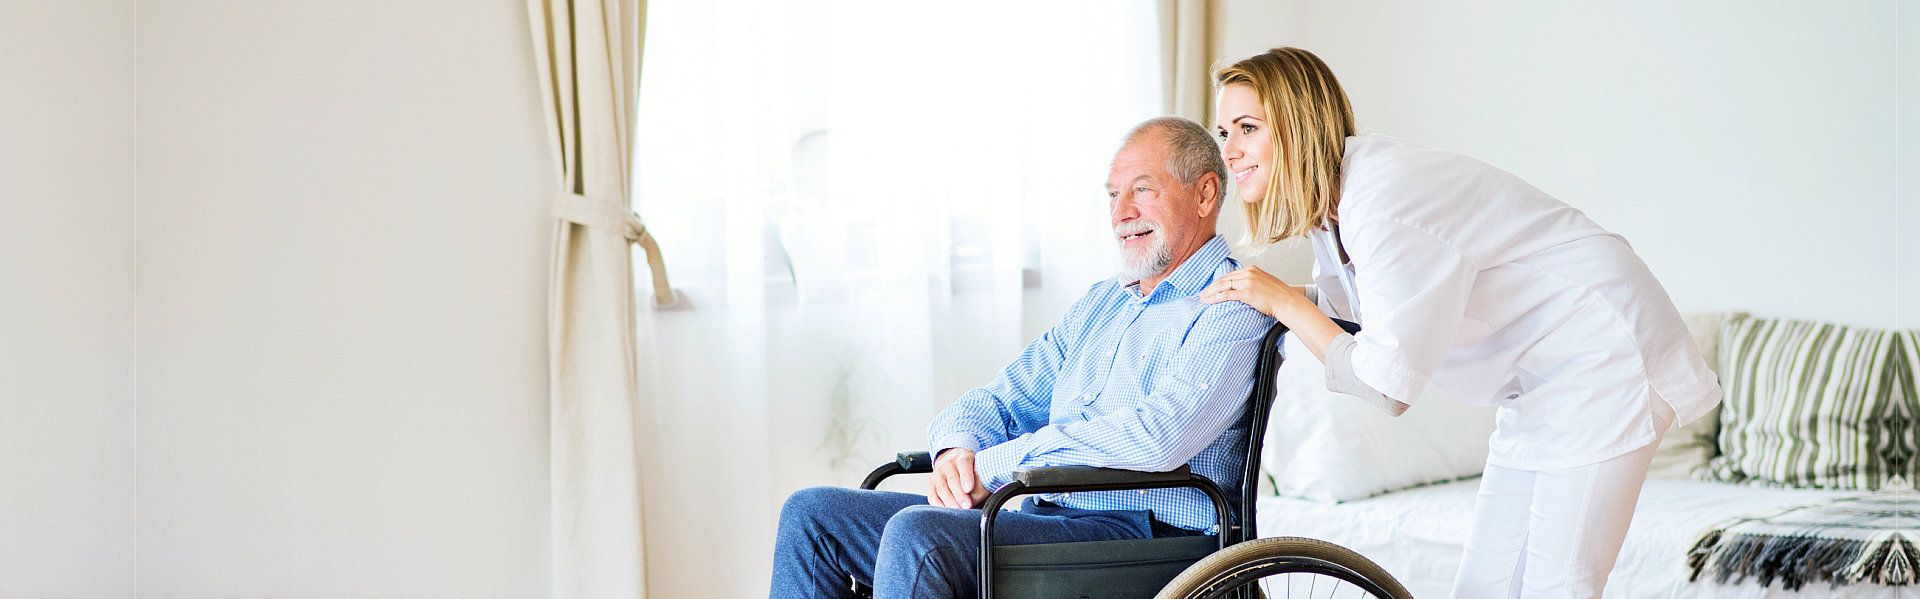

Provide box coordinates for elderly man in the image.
[769,117,1272,599]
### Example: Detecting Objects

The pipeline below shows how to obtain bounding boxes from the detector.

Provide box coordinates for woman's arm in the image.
[1198,265,1344,361]
[1199,266,1408,415]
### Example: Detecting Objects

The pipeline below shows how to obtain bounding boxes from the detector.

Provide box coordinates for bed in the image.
[1254,478,1909,598]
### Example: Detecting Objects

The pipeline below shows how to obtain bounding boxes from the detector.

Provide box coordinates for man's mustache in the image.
[1114,221,1159,243]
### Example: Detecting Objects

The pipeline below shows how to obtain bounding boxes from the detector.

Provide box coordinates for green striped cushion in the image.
[1699,315,1916,490]
[1895,330,1918,480]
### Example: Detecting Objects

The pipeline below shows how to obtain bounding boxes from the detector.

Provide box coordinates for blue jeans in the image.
[770,486,1160,599]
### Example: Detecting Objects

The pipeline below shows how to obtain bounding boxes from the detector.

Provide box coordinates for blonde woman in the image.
[1197,47,1721,598]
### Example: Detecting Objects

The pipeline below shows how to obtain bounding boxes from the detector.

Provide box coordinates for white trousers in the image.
[1451,400,1674,599]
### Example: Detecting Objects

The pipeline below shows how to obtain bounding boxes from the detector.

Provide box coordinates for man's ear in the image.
[1196,172,1221,218]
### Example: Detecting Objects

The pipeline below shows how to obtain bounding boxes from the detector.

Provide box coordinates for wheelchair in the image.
[854,321,1413,599]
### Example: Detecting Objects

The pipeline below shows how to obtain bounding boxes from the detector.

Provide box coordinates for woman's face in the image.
[1214,83,1274,205]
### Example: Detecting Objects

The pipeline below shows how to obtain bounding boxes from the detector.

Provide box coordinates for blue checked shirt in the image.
[928,236,1273,532]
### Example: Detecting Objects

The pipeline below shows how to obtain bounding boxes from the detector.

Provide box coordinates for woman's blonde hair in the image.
[1216,47,1355,244]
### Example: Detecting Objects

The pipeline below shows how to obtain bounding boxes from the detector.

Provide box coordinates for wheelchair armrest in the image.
[896,451,933,472]
[1013,464,1193,488]
[859,450,936,490]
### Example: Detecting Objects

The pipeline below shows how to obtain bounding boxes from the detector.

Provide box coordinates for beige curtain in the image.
[527,0,668,597]
[1161,0,1215,124]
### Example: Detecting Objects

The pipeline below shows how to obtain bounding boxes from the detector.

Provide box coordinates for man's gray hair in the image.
[1121,116,1228,205]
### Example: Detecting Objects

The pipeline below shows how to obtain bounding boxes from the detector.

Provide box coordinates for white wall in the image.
[1218,0,1904,328]
[1900,0,1919,329]
[137,1,553,596]
[0,1,139,596]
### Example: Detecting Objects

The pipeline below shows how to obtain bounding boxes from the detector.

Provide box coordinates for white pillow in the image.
[1260,332,1496,502]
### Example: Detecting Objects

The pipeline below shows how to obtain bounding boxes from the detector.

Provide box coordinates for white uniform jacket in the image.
[1310,135,1722,470]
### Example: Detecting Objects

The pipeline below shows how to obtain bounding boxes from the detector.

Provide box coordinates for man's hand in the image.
[928,448,992,509]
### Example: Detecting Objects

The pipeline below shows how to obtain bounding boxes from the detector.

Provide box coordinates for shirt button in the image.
[1200,383,1210,391]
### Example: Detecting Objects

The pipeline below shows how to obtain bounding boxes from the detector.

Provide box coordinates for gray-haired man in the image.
[769,117,1271,599]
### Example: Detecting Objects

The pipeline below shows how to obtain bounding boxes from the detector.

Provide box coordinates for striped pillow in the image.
[1897,330,1918,481]
[1699,315,1916,490]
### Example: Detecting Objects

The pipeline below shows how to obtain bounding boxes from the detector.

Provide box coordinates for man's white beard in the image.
[1118,224,1175,283]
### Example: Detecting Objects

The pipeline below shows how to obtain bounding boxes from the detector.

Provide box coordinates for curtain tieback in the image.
[551,192,677,307]
[552,192,651,243]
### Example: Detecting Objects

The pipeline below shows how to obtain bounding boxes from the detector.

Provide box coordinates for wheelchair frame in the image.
[859,319,1370,598]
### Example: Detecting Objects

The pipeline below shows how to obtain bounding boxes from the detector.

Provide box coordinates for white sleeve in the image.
[1343,218,1477,404]
[1324,333,1409,416]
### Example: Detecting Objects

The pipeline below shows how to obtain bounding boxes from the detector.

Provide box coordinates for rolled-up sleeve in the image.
[1325,333,1410,416]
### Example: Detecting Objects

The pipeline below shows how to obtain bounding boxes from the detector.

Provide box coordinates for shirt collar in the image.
[1124,235,1232,303]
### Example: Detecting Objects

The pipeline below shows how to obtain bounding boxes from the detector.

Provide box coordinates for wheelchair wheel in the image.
[1153,537,1413,599]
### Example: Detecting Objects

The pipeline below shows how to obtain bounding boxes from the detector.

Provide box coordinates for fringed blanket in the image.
[1688,492,1920,590]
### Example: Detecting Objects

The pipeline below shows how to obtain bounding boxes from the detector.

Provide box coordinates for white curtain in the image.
[1169,1,1315,277]
[628,1,1168,596]
[1162,0,1216,124]
[526,1,663,598]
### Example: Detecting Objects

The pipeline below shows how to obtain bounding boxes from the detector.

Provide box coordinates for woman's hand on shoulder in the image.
[1198,265,1311,319]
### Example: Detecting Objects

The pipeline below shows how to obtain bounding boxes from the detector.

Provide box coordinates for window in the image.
[630,5,1167,594]
[635,0,1164,309]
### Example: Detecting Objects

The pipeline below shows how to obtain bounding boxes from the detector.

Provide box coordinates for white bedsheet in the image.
[1255,478,1917,598]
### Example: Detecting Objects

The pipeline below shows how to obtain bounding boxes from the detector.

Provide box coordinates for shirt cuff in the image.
[931,435,985,459]
[972,438,1028,491]
[1325,333,1410,416]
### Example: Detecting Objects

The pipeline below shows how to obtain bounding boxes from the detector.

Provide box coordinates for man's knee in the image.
[875,506,979,595]
[881,505,977,550]
[780,486,853,529]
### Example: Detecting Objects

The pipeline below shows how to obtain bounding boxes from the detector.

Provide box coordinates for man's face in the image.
[1106,135,1213,285]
